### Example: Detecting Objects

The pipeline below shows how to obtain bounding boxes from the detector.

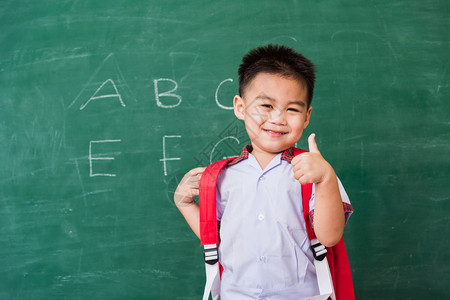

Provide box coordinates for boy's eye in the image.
[261,104,272,109]
[288,108,300,112]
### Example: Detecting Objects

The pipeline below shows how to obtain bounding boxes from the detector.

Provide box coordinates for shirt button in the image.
[259,255,267,263]
[260,175,266,181]
[258,213,265,221]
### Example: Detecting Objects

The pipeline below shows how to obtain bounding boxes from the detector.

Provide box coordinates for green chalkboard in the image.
[1,1,449,299]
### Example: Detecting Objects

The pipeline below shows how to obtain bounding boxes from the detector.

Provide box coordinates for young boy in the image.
[175,45,353,299]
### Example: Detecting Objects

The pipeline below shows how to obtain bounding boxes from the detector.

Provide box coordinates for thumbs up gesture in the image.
[292,133,335,185]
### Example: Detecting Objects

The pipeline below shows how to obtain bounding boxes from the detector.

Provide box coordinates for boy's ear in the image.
[233,95,245,120]
[303,106,313,129]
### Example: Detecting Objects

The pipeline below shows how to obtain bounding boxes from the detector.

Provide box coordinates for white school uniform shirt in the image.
[216,146,353,300]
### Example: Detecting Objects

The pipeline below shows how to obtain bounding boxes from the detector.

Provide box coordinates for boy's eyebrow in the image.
[287,100,307,107]
[254,92,307,107]
[253,92,276,102]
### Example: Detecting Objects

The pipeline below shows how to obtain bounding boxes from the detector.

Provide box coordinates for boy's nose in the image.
[269,108,286,125]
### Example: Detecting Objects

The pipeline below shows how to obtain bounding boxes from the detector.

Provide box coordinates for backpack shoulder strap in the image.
[199,157,236,246]
[294,147,335,299]
[198,157,236,300]
[293,148,316,240]
[293,147,355,300]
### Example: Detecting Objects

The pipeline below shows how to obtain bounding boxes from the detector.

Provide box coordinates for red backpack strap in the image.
[199,157,236,246]
[301,180,315,240]
[293,147,355,300]
[292,148,316,240]
[199,157,236,299]
[331,238,355,300]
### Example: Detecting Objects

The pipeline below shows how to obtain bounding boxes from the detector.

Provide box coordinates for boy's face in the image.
[234,72,312,156]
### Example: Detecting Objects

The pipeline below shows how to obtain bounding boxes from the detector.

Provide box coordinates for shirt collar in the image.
[228,145,295,166]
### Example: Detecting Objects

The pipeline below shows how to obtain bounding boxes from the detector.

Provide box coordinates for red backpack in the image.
[199,148,354,300]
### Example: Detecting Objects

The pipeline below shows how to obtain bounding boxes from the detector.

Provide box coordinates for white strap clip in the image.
[202,244,221,300]
[306,239,335,300]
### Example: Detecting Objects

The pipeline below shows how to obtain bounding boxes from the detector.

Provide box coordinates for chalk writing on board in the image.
[160,135,182,176]
[69,53,241,178]
[209,136,241,164]
[89,139,122,177]
[80,79,126,110]
[215,78,234,110]
[194,118,247,167]
[154,78,182,108]
[164,118,246,205]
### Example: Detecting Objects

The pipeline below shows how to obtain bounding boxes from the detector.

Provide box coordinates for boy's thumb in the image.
[308,133,320,153]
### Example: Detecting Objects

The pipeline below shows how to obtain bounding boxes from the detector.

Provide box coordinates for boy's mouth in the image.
[263,129,287,137]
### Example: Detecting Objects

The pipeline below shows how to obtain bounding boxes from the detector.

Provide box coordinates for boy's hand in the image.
[292,134,335,184]
[293,134,345,247]
[174,167,206,207]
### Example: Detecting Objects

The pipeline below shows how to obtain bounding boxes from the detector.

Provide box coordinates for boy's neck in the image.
[250,147,281,170]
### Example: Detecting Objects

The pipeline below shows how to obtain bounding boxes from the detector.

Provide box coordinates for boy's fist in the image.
[292,134,335,184]
[174,167,206,207]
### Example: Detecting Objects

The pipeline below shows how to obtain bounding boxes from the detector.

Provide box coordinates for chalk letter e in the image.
[89,139,121,177]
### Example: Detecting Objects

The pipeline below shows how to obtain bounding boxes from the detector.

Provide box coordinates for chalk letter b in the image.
[154,78,182,108]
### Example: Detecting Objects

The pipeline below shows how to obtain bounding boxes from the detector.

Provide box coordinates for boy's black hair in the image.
[238,44,316,106]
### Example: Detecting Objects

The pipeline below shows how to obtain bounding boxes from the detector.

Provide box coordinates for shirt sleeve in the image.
[308,177,353,227]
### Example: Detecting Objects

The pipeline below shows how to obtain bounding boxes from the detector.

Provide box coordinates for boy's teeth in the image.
[266,129,284,135]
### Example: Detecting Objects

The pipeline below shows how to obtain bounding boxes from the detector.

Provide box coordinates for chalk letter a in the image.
[80,79,126,110]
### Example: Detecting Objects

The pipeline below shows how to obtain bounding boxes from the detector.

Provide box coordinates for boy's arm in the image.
[174,167,206,239]
[292,134,345,247]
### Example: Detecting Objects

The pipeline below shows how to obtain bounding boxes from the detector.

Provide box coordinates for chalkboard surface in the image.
[1,1,448,299]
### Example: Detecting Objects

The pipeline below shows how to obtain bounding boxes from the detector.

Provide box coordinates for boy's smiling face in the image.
[234,72,312,160]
